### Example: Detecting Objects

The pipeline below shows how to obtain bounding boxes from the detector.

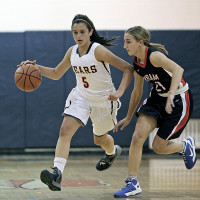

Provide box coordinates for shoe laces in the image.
[182,153,187,163]
[120,179,134,190]
[100,156,112,165]
[50,167,59,174]
[181,142,188,164]
[125,179,132,184]
[50,167,62,182]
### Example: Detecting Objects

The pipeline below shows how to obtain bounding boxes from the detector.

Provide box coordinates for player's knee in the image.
[94,136,105,146]
[131,133,145,147]
[59,123,73,139]
[152,142,165,154]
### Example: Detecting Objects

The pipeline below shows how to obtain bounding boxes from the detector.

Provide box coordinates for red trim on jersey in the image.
[181,77,186,86]
[134,46,149,68]
[137,99,146,113]
[171,91,190,136]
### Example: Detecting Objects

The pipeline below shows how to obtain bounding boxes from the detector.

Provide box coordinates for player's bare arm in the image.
[36,47,73,80]
[95,45,134,100]
[114,72,143,132]
[126,72,144,120]
[150,51,184,94]
[150,51,184,114]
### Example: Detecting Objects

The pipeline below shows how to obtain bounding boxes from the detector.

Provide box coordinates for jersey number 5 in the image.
[82,77,89,88]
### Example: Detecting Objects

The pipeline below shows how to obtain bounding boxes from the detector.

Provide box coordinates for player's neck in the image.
[136,46,146,64]
[78,42,91,57]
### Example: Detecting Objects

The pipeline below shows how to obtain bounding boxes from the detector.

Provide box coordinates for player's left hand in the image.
[17,60,36,67]
[108,90,124,101]
[165,93,175,114]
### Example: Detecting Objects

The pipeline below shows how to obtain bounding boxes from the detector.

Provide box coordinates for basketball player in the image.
[113,26,197,198]
[18,14,134,191]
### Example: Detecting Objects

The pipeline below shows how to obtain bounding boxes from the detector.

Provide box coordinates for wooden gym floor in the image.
[0,151,199,200]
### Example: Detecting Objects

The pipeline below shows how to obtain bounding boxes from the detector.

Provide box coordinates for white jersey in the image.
[70,42,115,100]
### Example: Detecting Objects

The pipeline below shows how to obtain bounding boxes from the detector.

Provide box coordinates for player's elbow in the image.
[180,67,184,75]
[125,64,134,72]
[176,65,184,76]
[53,70,63,80]
[53,75,61,80]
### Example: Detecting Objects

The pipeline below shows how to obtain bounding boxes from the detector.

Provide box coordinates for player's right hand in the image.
[113,117,130,133]
[165,93,175,114]
[17,60,36,67]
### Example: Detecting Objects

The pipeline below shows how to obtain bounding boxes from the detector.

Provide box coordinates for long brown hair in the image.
[71,14,118,47]
[126,26,168,55]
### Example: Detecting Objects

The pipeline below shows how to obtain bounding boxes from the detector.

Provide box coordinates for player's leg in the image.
[40,116,81,191]
[55,116,82,159]
[152,90,196,169]
[94,132,114,154]
[94,133,122,171]
[128,114,157,175]
[152,135,182,154]
[114,114,157,198]
[152,131,197,169]
[40,88,90,191]
[92,100,122,171]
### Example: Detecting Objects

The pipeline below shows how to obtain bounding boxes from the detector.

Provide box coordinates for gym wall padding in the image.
[0,33,25,148]
[0,30,199,149]
[24,31,66,147]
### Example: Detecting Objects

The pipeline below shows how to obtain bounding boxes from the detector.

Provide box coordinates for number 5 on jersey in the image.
[82,77,89,88]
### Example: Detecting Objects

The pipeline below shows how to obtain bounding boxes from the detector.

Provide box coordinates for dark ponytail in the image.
[71,14,118,47]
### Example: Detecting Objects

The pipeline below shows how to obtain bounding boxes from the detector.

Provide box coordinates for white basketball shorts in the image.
[63,88,121,136]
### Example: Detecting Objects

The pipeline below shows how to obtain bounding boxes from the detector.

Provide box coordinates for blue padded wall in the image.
[24,31,66,147]
[0,30,199,149]
[0,33,25,148]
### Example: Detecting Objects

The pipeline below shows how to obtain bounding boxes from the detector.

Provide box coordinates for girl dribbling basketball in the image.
[18,14,134,191]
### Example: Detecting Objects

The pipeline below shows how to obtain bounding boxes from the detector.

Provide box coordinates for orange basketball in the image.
[14,64,42,92]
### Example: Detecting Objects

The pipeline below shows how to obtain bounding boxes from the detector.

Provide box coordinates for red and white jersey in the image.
[70,42,115,100]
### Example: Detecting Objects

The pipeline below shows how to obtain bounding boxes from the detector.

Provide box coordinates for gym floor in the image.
[0,151,199,200]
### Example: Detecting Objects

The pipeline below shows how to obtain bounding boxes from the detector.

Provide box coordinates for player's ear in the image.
[89,29,93,37]
[139,40,144,46]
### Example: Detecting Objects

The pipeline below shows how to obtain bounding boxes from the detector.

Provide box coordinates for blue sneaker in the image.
[114,178,142,198]
[181,136,197,169]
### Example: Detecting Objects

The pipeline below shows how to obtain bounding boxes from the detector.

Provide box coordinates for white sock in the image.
[54,157,67,174]
[128,175,137,180]
[180,141,185,153]
[106,146,116,155]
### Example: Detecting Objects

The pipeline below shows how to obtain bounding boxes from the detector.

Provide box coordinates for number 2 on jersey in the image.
[82,77,89,88]
[155,81,166,92]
